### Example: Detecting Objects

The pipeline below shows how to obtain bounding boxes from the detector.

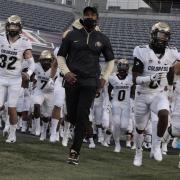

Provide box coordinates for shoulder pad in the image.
[167,45,177,50]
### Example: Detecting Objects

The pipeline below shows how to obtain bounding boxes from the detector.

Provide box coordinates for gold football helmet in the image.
[6,15,22,37]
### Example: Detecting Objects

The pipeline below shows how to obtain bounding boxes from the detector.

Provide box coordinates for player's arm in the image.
[108,83,113,101]
[23,49,35,80]
[50,58,58,79]
[132,57,161,85]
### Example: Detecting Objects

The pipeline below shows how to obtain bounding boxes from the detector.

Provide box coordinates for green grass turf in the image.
[0,132,180,180]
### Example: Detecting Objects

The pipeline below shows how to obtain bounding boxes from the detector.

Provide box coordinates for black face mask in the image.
[83,18,97,30]
[150,40,166,54]
[8,31,19,37]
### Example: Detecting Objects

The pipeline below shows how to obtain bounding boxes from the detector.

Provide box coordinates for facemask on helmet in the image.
[117,59,129,79]
[39,50,53,71]
[6,15,22,37]
[150,22,170,53]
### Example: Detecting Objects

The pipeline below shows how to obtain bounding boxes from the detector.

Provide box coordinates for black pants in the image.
[65,83,97,154]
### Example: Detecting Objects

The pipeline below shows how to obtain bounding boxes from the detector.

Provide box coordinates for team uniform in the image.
[109,73,132,152]
[0,33,32,107]
[133,44,180,166]
[33,62,55,139]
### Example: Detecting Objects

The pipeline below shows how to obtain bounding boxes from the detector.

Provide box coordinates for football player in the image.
[132,22,180,166]
[109,59,133,152]
[0,15,35,143]
[49,53,66,144]
[33,50,55,140]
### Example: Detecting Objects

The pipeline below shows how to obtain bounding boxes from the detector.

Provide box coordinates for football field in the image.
[0,132,180,180]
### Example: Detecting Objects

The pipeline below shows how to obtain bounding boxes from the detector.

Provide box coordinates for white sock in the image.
[152,121,161,149]
[135,132,144,150]
[35,117,40,127]
[10,124,17,134]
[51,118,59,135]
[42,122,48,132]
[64,121,70,135]
[89,137,94,144]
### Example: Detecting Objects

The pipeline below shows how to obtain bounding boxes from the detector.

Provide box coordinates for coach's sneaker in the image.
[153,147,163,162]
[114,142,121,153]
[67,149,79,165]
[133,149,142,167]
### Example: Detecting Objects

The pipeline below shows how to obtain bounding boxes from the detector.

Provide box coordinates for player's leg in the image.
[33,90,44,136]
[133,93,149,167]
[151,92,169,161]
[50,79,65,142]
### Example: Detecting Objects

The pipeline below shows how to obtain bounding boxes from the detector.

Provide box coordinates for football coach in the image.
[57,6,114,165]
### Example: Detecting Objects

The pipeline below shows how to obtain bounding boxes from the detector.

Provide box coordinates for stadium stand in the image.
[0,0,74,32]
[99,17,180,60]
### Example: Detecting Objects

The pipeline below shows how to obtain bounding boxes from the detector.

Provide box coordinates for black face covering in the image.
[83,18,97,30]
[8,31,19,37]
[41,60,51,72]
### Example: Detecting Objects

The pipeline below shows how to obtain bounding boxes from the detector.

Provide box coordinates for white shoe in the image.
[133,149,142,167]
[98,136,104,143]
[162,142,168,155]
[102,141,109,147]
[62,136,68,147]
[21,121,27,133]
[131,144,136,150]
[50,133,57,143]
[6,133,16,143]
[40,131,47,141]
[89,142,96,149]
[126,140,131,148]
[153,147,163,162]
[178,161,180,169]
[114,143,121,153]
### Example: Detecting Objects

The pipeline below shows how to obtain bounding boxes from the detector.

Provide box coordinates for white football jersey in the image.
[0,33,32,78]
[109,73,132,106]
[34,63,53,93]
[133,45,180,93]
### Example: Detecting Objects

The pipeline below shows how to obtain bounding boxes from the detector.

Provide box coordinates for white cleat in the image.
[162,142,168,155]
[89,142,96,149]
[98,136,104,144]
[40,131,47,141]
[126,141,131,148]
[153,147,163,162]
[114,143,121,153]
[131,144,136,150]
[62,136,68,147]
[133,149,142,167]
[6,133,16,143]
[35,126,41,136]
[102,141,109,147]
[50,134,57,143]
